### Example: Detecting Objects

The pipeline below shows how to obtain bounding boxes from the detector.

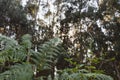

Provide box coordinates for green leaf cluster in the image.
[0,34,113,80]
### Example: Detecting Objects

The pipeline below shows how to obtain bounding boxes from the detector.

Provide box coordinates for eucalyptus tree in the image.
[0,0,119,79]
[0,0,30,39]
[53,0,120,79]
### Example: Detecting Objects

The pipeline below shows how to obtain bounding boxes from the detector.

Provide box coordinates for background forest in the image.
[0,0,120,80]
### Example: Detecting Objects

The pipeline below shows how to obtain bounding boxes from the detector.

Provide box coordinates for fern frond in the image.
[20,34,32,49]
[31,37,63,70]
[0,35,18,50]
[58,68,113,80]
[0,63,33,80]
[84,73,113,80]
[0,35,27,63]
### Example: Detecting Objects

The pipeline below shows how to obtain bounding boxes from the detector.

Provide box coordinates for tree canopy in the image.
[0,0,120,80]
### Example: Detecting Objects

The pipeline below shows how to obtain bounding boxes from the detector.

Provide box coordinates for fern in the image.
[58,68,113,80]
[0,63,33,80]
[0,34,113,80]
[20,34,32,49]
[0,35,26,64]
[31,37,63,70]
[0,34,63,80]
[0,35,18,50]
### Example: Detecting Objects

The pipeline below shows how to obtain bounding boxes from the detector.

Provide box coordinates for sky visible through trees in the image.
[0,0,120,80]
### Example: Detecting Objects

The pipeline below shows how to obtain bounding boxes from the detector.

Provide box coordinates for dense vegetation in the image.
[0,0,120,80]
[0,34,113,80]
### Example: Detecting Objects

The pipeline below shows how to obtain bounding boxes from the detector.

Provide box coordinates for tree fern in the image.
[0,34,64,80]
[0,34,113,80]
[31,37,63,70]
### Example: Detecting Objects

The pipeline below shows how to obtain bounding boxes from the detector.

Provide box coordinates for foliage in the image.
[54,0,120,79]
[0,34,113,80]
[38,65,113,80]
[58,68,113,80]
[0,0,29,38]
[0,63,33,80]
[0,0,119,80]
[0,34,62,80]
